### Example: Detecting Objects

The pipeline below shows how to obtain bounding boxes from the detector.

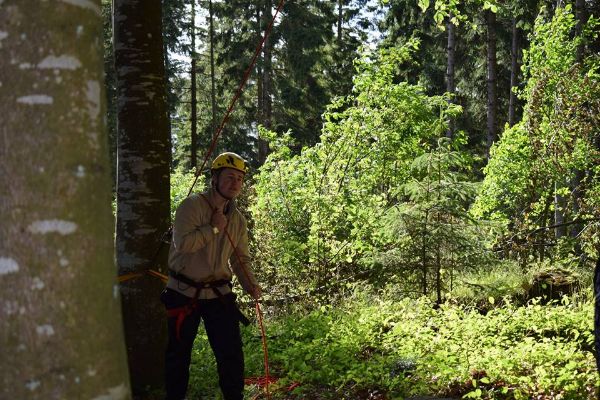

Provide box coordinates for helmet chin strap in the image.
[212,176,233,202]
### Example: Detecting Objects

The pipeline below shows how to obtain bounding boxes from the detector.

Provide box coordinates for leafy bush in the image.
[170,166,204,218]
[188,292,599,399]
[194,289,599,399]
[251,41,462,304]
[473,6,600,262]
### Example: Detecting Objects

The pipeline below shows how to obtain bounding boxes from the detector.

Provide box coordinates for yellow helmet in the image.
[211,152,248,174]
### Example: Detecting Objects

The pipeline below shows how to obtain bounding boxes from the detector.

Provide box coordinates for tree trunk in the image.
[594,258,600,373]
[258,0,273,165]
[113,0,170,394]
[446,14,456,138]
[554,181,566,238]
[508,17,519,127]
[209,0,218,151]
[337,0,343,45]
[571,0,587,242]
[256,3,263,139]
[190,0,198,169]
[1,2,131,398]
[486,9,498,159]
[421,211,429,297]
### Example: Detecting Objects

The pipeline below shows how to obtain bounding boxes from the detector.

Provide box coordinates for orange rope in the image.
[117,269,168,284]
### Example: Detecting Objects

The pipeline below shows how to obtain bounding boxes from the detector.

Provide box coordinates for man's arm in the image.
[229,218,261,299]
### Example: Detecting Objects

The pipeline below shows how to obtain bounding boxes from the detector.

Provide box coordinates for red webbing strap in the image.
[185,0,287,199]
[166,303,197,341]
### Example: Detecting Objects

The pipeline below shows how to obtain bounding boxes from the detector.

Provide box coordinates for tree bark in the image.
[446,14,456,138]
[337,0,343,45]
[486,9,498,159]
[209,0,218,152]
[554,181,567,238]
[595,258,600,374]
[190,0,198,169]
[572,0,587,241]
[1,1,131,398]
[258,0,273,165]
[508,17,519,127]
[113,0,170,393]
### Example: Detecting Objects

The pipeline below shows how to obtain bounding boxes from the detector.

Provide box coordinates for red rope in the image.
[186,0,287,199]
[225,230,272,399]
[256,301,271,398]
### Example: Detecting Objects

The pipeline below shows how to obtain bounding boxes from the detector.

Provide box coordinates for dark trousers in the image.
[162,288,244,400]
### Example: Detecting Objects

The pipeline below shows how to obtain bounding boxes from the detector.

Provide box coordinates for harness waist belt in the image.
[166,271,250,335]
[168,270,231,290]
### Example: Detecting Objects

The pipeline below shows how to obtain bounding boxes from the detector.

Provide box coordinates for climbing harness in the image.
[165,271,250,340]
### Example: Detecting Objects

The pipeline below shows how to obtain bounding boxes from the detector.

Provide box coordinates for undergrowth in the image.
[189,288,598,399]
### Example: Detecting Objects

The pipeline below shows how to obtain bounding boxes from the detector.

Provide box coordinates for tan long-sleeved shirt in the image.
[166,190,258,299]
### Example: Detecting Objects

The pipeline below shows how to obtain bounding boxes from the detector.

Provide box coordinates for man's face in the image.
[215,168,245,199]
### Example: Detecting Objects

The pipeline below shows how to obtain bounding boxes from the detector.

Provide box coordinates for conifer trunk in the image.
[191,0,198,169]
[571,0,587,241]
[337,0,343,45]
[446,15,456,138]
[257,3,264,139]
[113,0,170,393]
[209,0,218,146]
[258,0,273,164]
[508,17,519,127]
[486,9,498,159]
[595,258,600,373]
[1,1,131,398]
[554,181,566,238]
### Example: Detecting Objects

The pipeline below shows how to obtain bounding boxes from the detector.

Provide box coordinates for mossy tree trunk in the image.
[0,1,131,398]
[113,0,170,394]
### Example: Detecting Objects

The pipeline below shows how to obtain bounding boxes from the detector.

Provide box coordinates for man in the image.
[161,152,262,400]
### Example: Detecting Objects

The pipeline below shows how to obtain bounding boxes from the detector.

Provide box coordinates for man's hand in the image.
[211,207,227,232]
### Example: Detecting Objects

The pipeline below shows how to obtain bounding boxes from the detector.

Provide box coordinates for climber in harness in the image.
[161,151,262,400]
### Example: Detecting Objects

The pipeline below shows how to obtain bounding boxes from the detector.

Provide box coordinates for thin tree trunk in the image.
[421,210,429,297]
[446,14,456,138]
[435,154,442,305]
[594,258,600,373]
[554,181,566,238]
[209,0,218,148]
[337,0,343,45]
[258,0,273,164]
[1,2,131,398]
[508,17,519,127]
[486,9,498,159]
[256,3,263,137]
[190,0,198,169]
[190,0,198,170]
[571,0,587,243]
[113,0,170,394]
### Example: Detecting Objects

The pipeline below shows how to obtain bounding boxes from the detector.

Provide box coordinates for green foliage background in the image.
[160,3,600,399]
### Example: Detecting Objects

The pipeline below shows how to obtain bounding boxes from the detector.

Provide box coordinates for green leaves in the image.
[417,0,430,13]
[232,290,597,399]
[250,42,456,302]
[476,6,600,261]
